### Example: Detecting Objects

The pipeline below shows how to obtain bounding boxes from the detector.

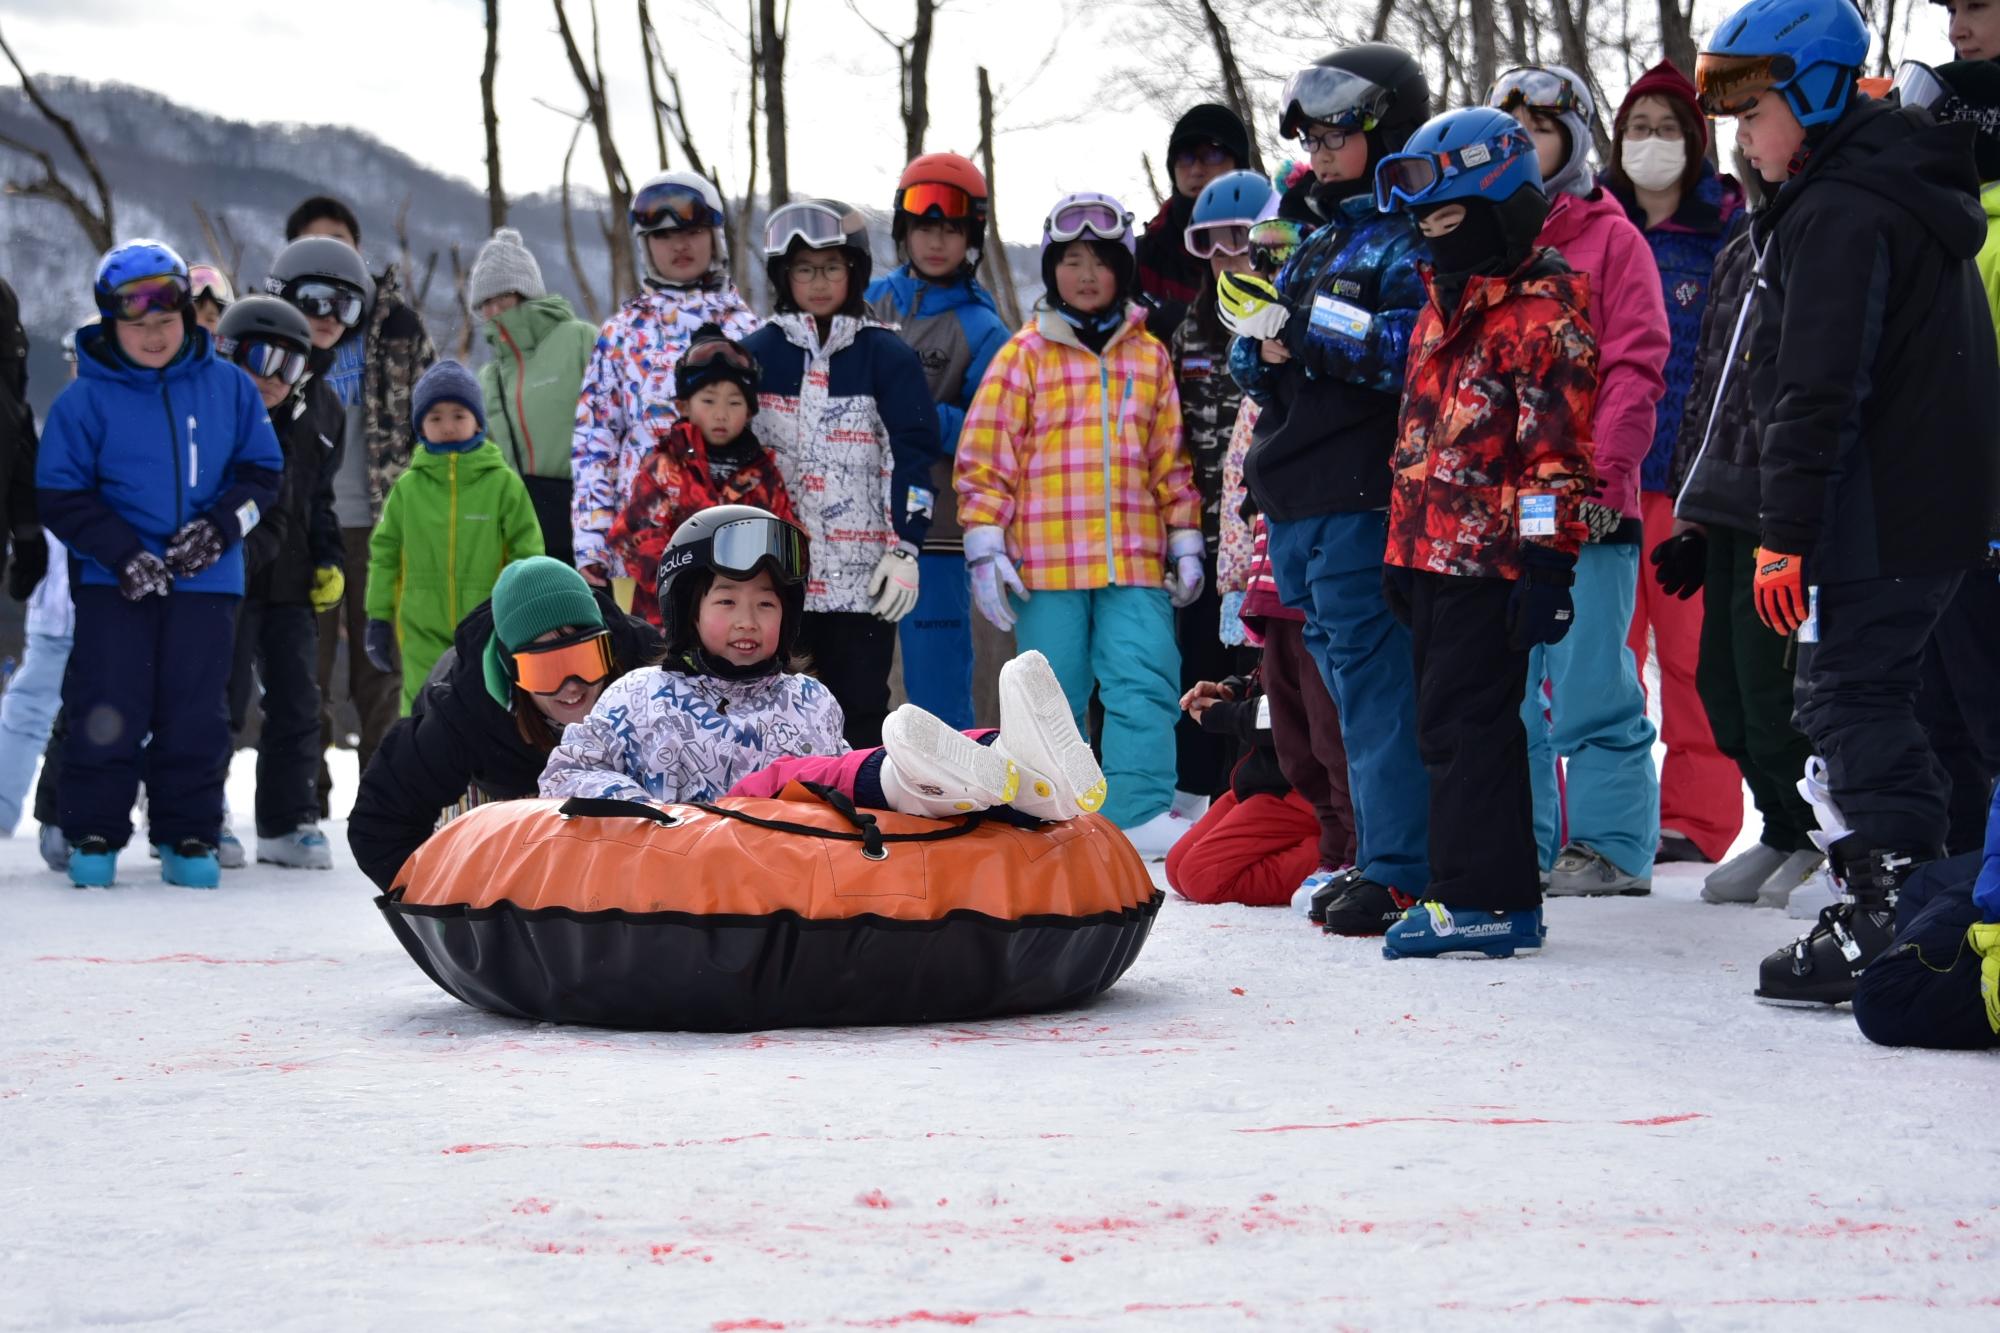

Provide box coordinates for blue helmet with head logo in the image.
[1697,0,1871,129]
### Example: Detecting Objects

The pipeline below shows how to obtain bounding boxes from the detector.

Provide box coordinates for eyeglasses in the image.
[233,337,309,386]
[1171,143,1235,168]
[789,259,849,284]
[898,181,976,219]
[1490,66,1589,117]
[106,274,189,322]
[1184,222,1252,258]
[1044,199,1132,245]
[188,264,234,306]
[1694,51,1797,117]
[765,201,855,256]
[632,179,725,233]
[286,280,366,328]
[1298,128,1356,153]
[1622,121,1685,141]
[509,630,614,695]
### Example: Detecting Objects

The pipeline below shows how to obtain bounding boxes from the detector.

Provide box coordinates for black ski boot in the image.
[1754,840,1915,1007]
[1320,872,1412,938]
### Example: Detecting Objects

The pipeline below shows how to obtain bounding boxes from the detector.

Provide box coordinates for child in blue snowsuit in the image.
[35,240,284,888]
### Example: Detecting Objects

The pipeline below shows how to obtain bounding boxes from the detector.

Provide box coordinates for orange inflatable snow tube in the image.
[378,784,1162,1031]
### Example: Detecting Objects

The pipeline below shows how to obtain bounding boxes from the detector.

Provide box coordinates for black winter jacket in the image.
[1745,100,2000,579]
[245,359,344,604]
[347,586,663,890]
[0,279,39,582]
[1671,227,1761,533]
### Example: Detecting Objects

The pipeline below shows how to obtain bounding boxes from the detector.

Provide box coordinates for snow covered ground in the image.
[3,749,1996,1332]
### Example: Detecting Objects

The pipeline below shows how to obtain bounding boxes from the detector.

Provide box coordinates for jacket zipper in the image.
[498,323,535,473]
[448,453,459,619]
[1097,358,1116,585]
[159,376,184,534]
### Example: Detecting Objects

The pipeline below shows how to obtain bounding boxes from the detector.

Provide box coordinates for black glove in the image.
[8,534,48,601]
[1649,529,1707,600]
[164,518,225,578]
[118,550,172,601]
[364,619,399,674]
[1381,565,1413,627]
[1508,545,1577,650]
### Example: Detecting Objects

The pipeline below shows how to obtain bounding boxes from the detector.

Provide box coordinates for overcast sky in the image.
[0,0,1959,249]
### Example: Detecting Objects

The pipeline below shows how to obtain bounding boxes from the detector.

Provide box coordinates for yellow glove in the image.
[1217,271,1289,340]
[310,564,346,615]
[1970,921,2000,1035]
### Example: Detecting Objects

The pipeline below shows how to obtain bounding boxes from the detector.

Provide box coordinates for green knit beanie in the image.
[482,557,607,706]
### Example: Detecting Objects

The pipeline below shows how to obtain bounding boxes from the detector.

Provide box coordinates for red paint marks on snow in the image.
[1230,987,1245,996]
[513,1198,554,1215]
[441,1143,519,1154]
[1049,1217,1143,1236]
[36,953,340,966]
[713,1322,788,1331]
[1059,1254,1074,1263]
[1239,1112,1706,1134]
[857,1189,894,1209]
[845,1313,1030,1329]
[1617,1113,1708,1126]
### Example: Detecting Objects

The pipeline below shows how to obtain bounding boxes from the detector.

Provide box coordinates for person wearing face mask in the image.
[1605,62,1750,874]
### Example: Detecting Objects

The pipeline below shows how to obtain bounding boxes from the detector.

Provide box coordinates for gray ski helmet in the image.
[264,236,376,311]
[214,294,312,359]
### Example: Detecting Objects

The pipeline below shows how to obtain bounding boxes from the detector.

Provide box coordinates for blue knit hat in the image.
[411,359,487,441]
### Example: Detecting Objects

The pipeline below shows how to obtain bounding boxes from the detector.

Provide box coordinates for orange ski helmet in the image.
[893,152,990,253]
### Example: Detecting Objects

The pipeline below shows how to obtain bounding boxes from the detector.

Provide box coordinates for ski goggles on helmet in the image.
[1044,199,1133,245]
[1248,218,1307,274]
[680,336,757,376]
[1695,51,1797,117]
[1373,131,1532,213]
[507,628,615,696]
[897,181,977,220]
[632,179,725,234]
[701,515,809,584]
[188,265,234,307]
[286,280,367,328]
[1490,66,1588,117]
[105,274,190,322]
[231,337,309,386]
[1184,222,1253,258]
[1892,60,2000,136]
[1280,65,1394,134]
[764,201,853,256]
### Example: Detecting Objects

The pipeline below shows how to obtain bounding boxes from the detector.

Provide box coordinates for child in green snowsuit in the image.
[364,360,542,712]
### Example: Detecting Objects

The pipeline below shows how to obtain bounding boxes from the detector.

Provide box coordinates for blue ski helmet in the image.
[1698,0,1871,129]
[93,240,190,322]
[1189,170,1275,229]
[1374,107,1544,215]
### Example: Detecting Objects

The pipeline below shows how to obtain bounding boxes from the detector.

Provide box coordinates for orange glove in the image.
[1753,546,1808,634]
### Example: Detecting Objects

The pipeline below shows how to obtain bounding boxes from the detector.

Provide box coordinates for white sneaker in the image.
[217,829,247,870]
[1782,862,1840,920]
[257,824,333,870]
[1120,809,1193,860]
[991,650,1107,823]
[878,704,1018,819]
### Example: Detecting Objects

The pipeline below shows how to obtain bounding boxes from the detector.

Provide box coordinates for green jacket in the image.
[478,294,596,481]
[367,440,544,711]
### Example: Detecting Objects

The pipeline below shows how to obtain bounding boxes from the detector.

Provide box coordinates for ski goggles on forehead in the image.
[232,337,308,386]
[286,280,366,327]
[680,337,755,374]
[898,181,976,220]
[188,265,233,306]
[765,201,852,254]
[1184,222,1253,258]
[1282,65,1393,132]
[710,516,808,583]
[1695,51,1796,117]
[107,274,189,321]
[1491,66,1589,117]
[508,629,615,696]
[1373,133,1530,212]
[632,180,724,233]
[1044,199,1132,245]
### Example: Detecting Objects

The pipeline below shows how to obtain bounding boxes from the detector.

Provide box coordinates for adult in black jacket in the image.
[348,559,661,891]
[0,278,43,598]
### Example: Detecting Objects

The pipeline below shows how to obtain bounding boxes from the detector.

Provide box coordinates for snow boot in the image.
[1170,789,1211,822]
[257,825,333,870]
[1754,840,1914,1006]
[218,828,247,870]
[992,650,1107,822]
[68,835,116,888]
[878,704,1018,819]
[1292,866,1345,918]
[1319,872,1413,938]
[1120,809,1192,860]
[1756,848,1828,912]
[1382,902,1544,959]
[157,839,222,889]
[1547,841,1652,897]
[1700,843,1788,904]
[40,824,70,873]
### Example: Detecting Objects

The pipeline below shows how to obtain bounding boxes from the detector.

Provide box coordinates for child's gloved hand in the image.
[1650,528,1706,600]
[965,525,1027,632]
[164,518,225,578]
[363,619,399,674]
[1163,529,1205,608]
[1752,545,1808,634]
[1217,272,1289,340]
[1507,545,1577,650]
[310,564,346,615]
[1969,921,2000,1035]
[117,550,171,602]
[868,546,920,622]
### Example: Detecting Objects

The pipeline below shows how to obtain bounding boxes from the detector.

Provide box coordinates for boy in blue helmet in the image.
[1698,0,2000,1005]
[1372,107,1601,959]
[35,240,285,888]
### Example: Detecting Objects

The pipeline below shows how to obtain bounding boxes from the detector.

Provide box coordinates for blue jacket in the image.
[37,323,284,595]
[1229,193,1428,521]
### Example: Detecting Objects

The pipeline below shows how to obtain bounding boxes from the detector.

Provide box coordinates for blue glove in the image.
[1508,545,1576,650]
[363,619,399,674]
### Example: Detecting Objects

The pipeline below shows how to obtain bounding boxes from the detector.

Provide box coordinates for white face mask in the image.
[1622,135,1688,192]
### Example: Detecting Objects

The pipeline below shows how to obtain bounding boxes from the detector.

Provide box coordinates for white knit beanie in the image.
[469,227,546,310]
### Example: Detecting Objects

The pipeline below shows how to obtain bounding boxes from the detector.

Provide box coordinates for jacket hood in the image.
[482,293,585,354]
[74,322,211,387]
[406,437,511,476]
[769,310,887,357]
[871,265,999,322]
[1769,99,1988,259]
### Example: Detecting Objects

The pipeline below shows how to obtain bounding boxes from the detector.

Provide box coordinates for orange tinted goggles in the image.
[899,181,976,219]
[511,632,614,694]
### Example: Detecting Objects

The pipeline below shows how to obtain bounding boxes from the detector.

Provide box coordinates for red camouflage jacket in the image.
[1385,250,1600,580]
[607,418,798,627]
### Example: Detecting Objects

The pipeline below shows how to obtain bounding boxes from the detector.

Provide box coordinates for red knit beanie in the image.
[1617,60,1707,152]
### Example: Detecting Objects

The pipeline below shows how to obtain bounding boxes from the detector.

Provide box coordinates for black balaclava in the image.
[1413,196,1538,318]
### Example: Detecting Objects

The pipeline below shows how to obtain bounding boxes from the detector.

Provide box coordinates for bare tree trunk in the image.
[1368,0,1396,42]
[552,0,636,301]
[736,0,761,298]
[1549,0,1613,158]
[759,0,791,206]
[558,119,603,325]
[1504,0,1531,64]
[638,0,671,170]
[189,202,243,290]
[482,0,507,230]
[976,66,1022,329]
[0,21,114,251]
[447,243,476,361]
[1195,0,1264,175]
[1469,0,1500,107]
[906,0,936,161]
[395,195,417,293]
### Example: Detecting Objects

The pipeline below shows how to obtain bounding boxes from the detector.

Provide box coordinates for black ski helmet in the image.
[264,236,376,314]
[656,504,810,663]
[214,294,313,358]
[1279,44,1432,155]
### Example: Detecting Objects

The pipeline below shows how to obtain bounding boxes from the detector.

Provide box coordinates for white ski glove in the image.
[868,545,921,622]
[1164,529,1206,609]
[965,524,1028,632]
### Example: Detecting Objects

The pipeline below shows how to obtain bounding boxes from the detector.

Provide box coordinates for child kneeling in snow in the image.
[538,504,1107,828]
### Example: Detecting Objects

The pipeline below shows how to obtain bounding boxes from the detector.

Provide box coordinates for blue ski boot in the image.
[68,835,116,888]
[1382,901,1544,959]
[157,839,221,889]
